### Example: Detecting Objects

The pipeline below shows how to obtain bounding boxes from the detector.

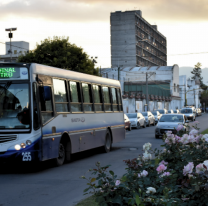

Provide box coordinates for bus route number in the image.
[22,152,32,161]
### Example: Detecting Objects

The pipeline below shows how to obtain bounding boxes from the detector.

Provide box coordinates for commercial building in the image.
[101,65,180,113]
[110,10,167,68]
[0,41,29,62]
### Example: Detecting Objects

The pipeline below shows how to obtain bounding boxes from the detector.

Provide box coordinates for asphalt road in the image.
[0,113,208,206]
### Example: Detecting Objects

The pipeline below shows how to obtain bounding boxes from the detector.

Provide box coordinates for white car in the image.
[126,113,146,129]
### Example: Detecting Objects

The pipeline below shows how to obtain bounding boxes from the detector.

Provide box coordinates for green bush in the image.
[81,122,208,206]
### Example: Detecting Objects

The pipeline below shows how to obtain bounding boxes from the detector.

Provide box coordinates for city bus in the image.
[0,63,125,166]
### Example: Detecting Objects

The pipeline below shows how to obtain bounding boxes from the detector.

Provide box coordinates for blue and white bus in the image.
[0,63,125,166]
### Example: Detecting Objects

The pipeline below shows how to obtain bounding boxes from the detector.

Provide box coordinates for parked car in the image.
[124,114,131,131]
[151,111,162,123]
[126,113,146,129]
[180,108,196,121]
[196,108,202,116]
[141,111,155,127]
[157,109,168,115]
[173,109,180,114]
[155,114,189,139]
[167,110,174,114]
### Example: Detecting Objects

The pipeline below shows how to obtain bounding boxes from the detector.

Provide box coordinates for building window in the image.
[14,50,17,54]
[174,83,176,92]
[177,85,179,93]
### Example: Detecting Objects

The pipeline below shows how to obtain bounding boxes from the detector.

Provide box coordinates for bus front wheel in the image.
[103,130,112,153]
[54,142,65,166]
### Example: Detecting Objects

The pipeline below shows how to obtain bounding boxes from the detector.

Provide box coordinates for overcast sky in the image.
[0,0,208,68]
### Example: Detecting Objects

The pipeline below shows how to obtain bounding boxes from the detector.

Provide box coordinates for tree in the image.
[18,36,99,76]
[191,62,207,89]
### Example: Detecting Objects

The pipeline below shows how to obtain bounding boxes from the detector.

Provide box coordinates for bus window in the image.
[92,85,103,112]
[33,83,40,130]
[69,81,82,112]
[111,88,119,111]
[102,86,112,112]
[82,83,93,112]
[39,86,53,124]
[117,88,123,111]
[53,79,69,113]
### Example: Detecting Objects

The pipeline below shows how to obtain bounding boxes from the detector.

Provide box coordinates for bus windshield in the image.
[0,82,30,129]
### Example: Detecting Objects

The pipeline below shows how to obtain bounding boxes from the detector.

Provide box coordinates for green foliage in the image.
[82,123,208,205]
[17,36,99,76]
[191,62,207,89]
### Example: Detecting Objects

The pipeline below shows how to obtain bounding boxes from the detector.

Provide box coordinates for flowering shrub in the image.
[82,122,208,206]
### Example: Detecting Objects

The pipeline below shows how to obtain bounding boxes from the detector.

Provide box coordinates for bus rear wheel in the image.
[54,142,65,166]
[103,130,112,153]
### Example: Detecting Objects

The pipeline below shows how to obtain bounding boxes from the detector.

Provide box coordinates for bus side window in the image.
[33,83,40,130]
[69,81,82,112]
[92,85,103,112]
[82,83,93,112]
[117,88,123,112]
[39,86,53,124]
[102,86,112,112]
[111,88,119,111]
[53,79,69,113]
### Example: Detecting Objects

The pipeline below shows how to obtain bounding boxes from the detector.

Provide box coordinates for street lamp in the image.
[5,28,17,62]
[91,56,98,67]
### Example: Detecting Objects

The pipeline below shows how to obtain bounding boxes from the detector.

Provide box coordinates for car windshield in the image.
[126,113,136,118]
[168,110,172,113]
[181,109,193,114]
[0,82,30,129]
[141,112,147,116]
[158,110,164,114]
[159,115,183,122]
[152,112,157,115]
[173,110,177,113]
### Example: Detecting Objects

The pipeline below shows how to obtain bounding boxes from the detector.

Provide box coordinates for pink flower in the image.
[115,180,120,186]
[156,164,167,174]
[165,134,176,145]
[176,124,184,131]
[160,172,171,177]
[188,135,196,143]
[175,135,181,143]
[196,164,206,174]
[180,134,189,144]
[183,162,194,176]
[159,160,168,165]
[138,170,148,178]
[190,129,198,136]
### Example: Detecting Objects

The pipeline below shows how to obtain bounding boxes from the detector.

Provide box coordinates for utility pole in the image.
[145,72,155,111]
[118,65,123,81]
[194,89,196,107]
[5,28,17,62]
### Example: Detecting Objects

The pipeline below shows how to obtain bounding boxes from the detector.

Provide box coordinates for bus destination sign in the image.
[0,67,28,80]
[0,67,20,78]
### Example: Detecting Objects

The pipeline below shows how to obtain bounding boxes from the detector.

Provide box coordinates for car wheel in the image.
[128,124,132,131]
[137,122,141,129]
[147,121,150,127]
[143,122,146,128]
[155,135,159,139]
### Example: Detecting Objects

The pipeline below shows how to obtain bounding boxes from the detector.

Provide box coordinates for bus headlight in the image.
[14,144,21,150]
[26,140,32,145]
[20,143,26,148]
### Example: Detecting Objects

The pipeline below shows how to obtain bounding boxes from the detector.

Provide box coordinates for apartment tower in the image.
[110,10,167,67]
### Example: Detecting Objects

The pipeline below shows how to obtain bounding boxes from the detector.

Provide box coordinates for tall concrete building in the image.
[111,10,167,67]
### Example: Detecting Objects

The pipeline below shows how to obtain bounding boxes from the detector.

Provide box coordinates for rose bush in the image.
[82,122,208,206]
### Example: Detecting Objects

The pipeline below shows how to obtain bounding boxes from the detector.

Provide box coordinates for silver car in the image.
[141,111,156,127]
[155,114,189,139]
[151,111,162,123]
[180,108,196,121]
[126,113,146,129]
